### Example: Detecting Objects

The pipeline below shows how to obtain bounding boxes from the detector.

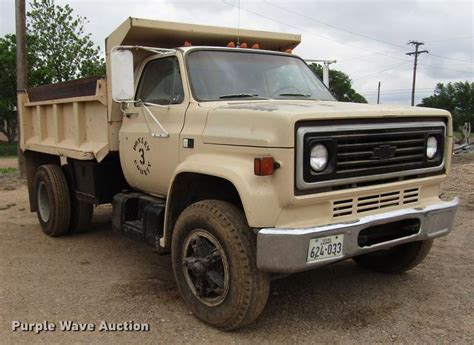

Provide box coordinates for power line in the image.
[430,36,472,43]
[427,53,473,65]
[264,1,474,67]
[338,49,400,63]
[418,63,471,74]
[406,41,429,106]
[264,1,406,50]
[351,61,412,81]
[222,1,474,76]
[363,89,434,96]
[222,0,409,62]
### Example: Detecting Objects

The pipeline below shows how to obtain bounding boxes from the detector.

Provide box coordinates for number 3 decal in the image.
[133,137,151,175]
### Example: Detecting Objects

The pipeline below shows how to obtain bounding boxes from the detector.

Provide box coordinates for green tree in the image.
[309,63,367,103]
[0,34,51,142]
[0,0,105,143]
[419,81,474,129]
[27,0,105,82]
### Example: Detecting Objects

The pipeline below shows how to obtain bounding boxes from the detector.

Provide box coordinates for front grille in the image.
[332,187,419,218]
[336,131,427,174]
[296,121,446,191]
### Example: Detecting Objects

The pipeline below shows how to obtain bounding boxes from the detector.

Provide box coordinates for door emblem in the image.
[133,137,151,175]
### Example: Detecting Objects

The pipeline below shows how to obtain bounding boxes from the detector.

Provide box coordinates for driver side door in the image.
[119,55,188,196]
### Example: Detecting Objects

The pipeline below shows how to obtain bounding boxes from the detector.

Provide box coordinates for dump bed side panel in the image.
[19,78,117,162]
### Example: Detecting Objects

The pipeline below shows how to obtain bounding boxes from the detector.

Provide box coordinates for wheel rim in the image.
[182,229,230,307]
[37,181,50,222]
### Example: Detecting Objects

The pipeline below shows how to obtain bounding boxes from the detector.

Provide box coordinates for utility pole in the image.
[406,41,428,106]
[305,59,337,88]
[16,0,27,176]
[376,81,381,104]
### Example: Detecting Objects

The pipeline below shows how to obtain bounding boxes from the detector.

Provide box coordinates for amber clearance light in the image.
[254,157,280,176]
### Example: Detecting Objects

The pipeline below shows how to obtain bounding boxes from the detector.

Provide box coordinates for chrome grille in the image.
[332,187,420,218]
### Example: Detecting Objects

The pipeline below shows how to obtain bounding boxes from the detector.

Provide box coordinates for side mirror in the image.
[111,49,135,101]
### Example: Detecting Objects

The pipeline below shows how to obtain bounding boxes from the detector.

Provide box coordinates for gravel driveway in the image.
[0,156,472,344]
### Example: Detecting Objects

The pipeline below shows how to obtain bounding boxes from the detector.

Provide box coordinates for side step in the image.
[112,192,167,253]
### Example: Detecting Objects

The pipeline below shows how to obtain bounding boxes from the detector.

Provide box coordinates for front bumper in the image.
[256,197,459,273]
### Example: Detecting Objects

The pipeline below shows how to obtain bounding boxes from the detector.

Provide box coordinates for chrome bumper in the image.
[256,197,459,273]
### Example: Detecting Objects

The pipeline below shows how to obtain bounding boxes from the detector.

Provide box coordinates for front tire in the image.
[34,165,71,237]
[171,200,270,330]
[353,240,433,273]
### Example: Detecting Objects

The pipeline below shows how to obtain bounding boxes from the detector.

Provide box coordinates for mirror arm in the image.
[137,100,170,138]
[118,100,135,114]
[112,45,176,55]
[142,101,170,110]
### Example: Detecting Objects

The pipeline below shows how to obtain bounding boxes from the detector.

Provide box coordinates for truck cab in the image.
[18,18,458,330]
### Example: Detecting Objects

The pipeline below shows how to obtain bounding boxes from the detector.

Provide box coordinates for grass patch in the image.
[0,167,17,175]
[0,143,18,157]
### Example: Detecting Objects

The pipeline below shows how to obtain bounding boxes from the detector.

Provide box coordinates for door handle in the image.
[124,112,139,118]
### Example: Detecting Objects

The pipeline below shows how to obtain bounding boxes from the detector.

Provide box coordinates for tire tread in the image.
[35,165,71,237]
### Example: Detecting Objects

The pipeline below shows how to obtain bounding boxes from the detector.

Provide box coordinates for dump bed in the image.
[18,77,118,162]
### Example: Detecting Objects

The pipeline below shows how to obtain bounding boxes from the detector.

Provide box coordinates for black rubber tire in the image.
[61,165,94,233]
[34,165,71,237]
[171,200,270,330]
[353,239,433,274]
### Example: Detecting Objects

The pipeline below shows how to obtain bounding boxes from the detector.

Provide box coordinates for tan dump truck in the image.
[18,18,459,330]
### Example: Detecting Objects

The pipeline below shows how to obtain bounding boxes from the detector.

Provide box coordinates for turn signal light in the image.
[254,157,278,176]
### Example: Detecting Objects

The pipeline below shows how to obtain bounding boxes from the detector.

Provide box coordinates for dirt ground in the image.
[0,155,473,344]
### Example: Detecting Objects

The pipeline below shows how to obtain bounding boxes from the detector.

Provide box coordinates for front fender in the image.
[163,153,283,242]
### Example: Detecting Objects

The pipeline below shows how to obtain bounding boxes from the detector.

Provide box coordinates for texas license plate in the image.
[307,235,344,262]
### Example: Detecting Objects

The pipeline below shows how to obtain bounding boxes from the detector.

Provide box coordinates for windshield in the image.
[186,50,336,102]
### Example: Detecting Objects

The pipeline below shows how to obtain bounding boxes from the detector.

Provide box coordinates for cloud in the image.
[1,0,472,104]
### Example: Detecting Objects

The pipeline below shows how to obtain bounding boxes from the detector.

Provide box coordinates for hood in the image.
[201,100,451,148]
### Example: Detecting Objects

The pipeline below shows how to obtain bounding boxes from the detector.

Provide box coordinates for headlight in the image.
[426,136,438,159]
[310,144,329,172]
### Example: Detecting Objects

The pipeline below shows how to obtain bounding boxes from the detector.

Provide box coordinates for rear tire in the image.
[353,240,433,273]
[171,200,270,330]
[34,165,71,237]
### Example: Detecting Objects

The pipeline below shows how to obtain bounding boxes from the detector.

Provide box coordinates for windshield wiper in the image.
[278,93,311,98]
[219,93,260,99]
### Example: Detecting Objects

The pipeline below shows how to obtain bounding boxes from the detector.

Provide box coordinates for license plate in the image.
[307,235,344,262]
